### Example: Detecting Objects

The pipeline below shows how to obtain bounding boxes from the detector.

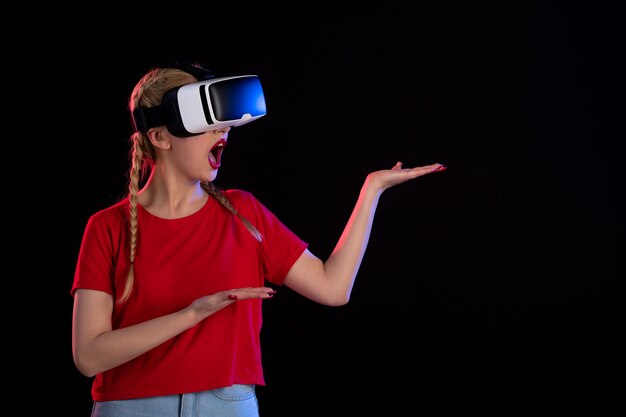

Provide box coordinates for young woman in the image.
[71,64,446,417]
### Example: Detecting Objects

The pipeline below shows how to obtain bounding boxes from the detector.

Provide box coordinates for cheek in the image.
[179,140,207,157]
[171,144,204,169]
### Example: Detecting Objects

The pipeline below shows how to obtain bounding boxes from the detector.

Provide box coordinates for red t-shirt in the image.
[71,189,308,401]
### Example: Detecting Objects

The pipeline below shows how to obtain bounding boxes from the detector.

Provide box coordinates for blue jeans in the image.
[91,384,259,417]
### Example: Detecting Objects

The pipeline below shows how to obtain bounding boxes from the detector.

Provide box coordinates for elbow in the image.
[74,359,98,378]
[323,292,351,307]
[73,352,102,378]
[74,363,97,378]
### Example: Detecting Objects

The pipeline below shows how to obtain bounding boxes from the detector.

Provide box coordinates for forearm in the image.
[284,162,443,305]
[75,307,197,377]
[323,179,382,302]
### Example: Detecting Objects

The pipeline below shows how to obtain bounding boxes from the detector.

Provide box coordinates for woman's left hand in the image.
[366,161,446,193]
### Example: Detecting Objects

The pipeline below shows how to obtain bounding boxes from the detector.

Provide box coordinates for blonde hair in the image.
[119,67,262,303]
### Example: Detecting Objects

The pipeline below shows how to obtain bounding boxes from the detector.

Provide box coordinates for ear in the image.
[147,127,172,150]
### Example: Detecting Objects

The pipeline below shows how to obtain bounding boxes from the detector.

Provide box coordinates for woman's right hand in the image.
[187,287,276,322]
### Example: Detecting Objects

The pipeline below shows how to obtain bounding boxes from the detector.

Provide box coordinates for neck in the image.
[137,173,208,219]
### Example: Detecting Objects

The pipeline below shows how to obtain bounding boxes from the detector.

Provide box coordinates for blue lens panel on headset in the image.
[207,76,267,122]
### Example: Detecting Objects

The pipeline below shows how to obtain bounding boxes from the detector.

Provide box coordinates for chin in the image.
[203,171,218,183]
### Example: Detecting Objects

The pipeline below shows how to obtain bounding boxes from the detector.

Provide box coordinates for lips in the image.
[209,139,226,169]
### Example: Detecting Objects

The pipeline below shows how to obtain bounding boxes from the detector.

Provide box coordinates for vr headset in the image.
[132,74,267,137]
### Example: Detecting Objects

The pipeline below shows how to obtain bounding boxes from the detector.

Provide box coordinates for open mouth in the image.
[209,139,226,169]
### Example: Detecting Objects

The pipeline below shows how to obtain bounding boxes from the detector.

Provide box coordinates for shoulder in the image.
[222,188,273,218]
[223,189,258,206]
[87,198,129,228]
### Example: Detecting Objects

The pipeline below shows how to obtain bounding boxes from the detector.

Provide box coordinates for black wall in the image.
[40,1,623,415]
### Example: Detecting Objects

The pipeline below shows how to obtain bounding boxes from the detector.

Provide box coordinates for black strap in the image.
[131,102,178,133]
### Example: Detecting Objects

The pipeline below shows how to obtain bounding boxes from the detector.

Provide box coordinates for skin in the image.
[72,125,445,377]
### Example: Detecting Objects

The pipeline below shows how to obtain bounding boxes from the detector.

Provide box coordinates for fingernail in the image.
[433,165,447,172]
[228,294,238,300]
[268,290,277,295]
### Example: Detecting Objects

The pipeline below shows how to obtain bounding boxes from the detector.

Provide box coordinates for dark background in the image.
[41,0,623,415]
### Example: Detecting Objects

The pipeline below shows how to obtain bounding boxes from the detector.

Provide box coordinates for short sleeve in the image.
[71,209,123,297]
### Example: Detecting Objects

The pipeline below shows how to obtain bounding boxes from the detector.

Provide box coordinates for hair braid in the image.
[201,182,262,243]
[118,133,145,303]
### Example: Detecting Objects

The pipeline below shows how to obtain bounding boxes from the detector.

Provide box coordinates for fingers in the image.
[430,163,447,172]
[390,162,446,174]
[226,287,277,301]
[407,163,446,175]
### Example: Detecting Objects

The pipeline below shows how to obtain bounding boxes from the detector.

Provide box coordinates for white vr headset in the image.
[132,74,267,137]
